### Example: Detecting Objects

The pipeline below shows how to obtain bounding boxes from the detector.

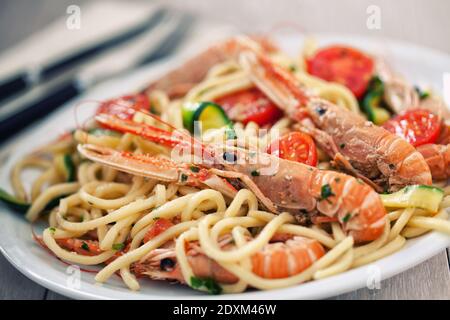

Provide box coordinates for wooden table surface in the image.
[0,0,449,300]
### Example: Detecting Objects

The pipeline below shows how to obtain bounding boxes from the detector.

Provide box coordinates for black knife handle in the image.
[0,73,29,103]
[0,80,82,142]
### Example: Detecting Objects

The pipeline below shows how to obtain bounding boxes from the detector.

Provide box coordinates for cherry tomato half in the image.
[306,46,374,99]
[268,131,318,166]
[215,88,283,126]
[382,109,441,147]
[96,94,150,121]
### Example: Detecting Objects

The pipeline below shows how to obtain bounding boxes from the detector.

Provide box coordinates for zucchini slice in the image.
[182,102,231,133]
[0,188,30,213]
[361,77,390,125]
[0,188,72,215]
[55,154,76,182]
[381,185,444,213]
[363,92,390,125]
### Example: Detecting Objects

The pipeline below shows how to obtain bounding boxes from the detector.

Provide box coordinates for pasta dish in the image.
[1,36,449,294]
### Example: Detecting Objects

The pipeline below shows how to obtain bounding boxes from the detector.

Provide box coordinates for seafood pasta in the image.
[2,36,450,294]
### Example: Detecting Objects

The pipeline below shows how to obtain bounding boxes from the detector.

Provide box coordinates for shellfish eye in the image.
[223,152,237,163]
[160,258,175,271]
[315,106,327,116]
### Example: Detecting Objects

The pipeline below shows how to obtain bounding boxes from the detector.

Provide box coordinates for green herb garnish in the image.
[81,242,90,251]
[320,184,334,200]
[190,166,200,173]
[415,86,430,100]
[112,243,125,251]
[190,276,222,295]
[342,213,352,223]
[180,173,188,182]
[251,170,260,177]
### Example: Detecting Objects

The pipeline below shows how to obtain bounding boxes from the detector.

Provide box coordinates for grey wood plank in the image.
[0,253,46,300]
[332,251,450,300]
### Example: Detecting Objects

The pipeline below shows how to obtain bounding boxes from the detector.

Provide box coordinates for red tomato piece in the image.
[215,88,283,126]
[268,131,318,166]
[306,46,374,99]
[143,218,174,243]
[383,109,441,147]
[96,94,150,121]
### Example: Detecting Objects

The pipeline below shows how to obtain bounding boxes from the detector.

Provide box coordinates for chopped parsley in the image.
[81,242,90,251]
[150,104,158,115]
[190,166,200,173]
[414,86,430,100]
[342,213,352,223]
[112,243,125,251]
[339,143,346,149]
[289,64,297,72]
[190,276,222,295]
[49,227,56,233]
[320,184,334,200]
[180,173,188,182]
[153,216,160,221]
[251,169,260,177]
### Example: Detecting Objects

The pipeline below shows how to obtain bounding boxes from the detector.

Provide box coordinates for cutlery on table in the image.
[0,5,167,103]
[0,11,193,142]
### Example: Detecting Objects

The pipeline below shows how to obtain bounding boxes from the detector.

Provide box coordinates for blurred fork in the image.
[0,11,193,142]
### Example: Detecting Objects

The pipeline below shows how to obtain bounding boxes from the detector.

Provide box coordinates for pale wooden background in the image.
[0,0,449,300]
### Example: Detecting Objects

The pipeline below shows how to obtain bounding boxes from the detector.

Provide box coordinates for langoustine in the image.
[78,113,387,243]
[134,233,325,283]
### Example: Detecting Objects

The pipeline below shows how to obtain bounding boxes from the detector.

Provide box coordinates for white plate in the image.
[1,33,449,300]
